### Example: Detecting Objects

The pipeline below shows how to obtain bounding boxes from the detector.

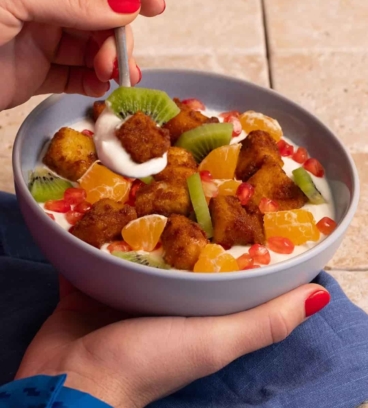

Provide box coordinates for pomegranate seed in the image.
[107,241,132,253]
[45,199,71,213]
[317,217,337,235]
[200,170,213,182]
[69,226,75,234]
[46,213,55,221]
[249,244,271,265]
[259,197,279,213]
[65,211,84,226]
[237,253,254,270]
[236,183,254,205]
[292,147,308,164]
[129,179,145,205]
[64,188,87,205]
[219,111,240,119]
[222,115,242,137]
[74,201,92,214]
[82,129,94,137]
[267,236,295,254]
[182,98,205,111]
[202,180,219,198]
[243,264,261,270]
[277,139,294,157]
[303,158,325,177]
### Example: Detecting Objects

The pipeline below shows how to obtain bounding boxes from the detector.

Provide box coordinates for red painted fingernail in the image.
[108,0,141,14]
[136,65,142,83]
[159,0,166,14]
[305,290,330,317]
[110,59,119,80]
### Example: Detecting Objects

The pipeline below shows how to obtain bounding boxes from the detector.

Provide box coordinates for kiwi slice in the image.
[139,176,154,185]
[292,167,326,204]
[107,87,180,126]
[112,251,170,269]
[175,123,233,163]
[187,173,213,238]
[29,167,72,203]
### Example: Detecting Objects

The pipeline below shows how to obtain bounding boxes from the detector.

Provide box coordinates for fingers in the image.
[140,0,166,16]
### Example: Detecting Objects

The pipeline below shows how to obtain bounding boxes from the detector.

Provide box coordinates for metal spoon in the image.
[114,27,131,88]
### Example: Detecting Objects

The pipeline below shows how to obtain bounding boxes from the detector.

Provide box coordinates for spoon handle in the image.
[114,27,131,88]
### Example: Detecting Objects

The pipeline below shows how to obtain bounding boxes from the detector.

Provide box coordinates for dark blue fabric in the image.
[1,191,368,408]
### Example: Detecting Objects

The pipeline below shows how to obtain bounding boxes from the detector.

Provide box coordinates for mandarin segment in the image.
[193,244,240,273]
[79,162,131,204]
[240,111,283,142]
[264,209,320,245]
[218,180,242,196]
[198,144,241,179]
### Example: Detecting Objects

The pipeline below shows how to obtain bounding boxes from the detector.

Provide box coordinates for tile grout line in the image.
[260,0,273,88]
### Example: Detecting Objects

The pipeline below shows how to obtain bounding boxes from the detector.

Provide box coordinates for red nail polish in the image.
[110,59,119,80]
[305,290,330,317]
[108,0,141,14]
[136,65,142,83]
[159,0,166,14]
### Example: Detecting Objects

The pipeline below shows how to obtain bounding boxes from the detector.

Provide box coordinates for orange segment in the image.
[218,180,242,196]
[264,209,320,245]
[198,144,241,179]
[79,162,131,204]
[122,215,167,252]
[240,111,283,142]
[193,244,240,273]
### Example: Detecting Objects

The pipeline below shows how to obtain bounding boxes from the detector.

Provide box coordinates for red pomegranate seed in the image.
[267,236,295,254]
[259,197,279,214]
[45,199,71,213]
[292,147,308,164]
[82,129,94,137]
[69,226,75,234]
[74,201,92,214]
[128,179,145,205]
[65,211,84,226]
[236,183,254,205]
[107,241,132,253]
[221,113,242,137]
[243,264,261,270]
[316,217,337,235]
[64,188,87,205]
[219,110,240,119]
[220,243,232,250]
[200,170,213,182]
[303,158,325,177]
[277,139,294,157]
[46,213,55,221]
[249,244,271,265]
[237,253,254,270]
[182,98,205,111]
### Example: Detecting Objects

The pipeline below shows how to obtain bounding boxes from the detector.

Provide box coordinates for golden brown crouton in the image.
[162,98,219,144]
[246,160,308,212]
[115,111,170,164]
[135,181,191,218]
[209,196,265,247]
[161,214,208,271]
[166,146,197,169]
[93,101,106,121]
[43,127,97,181]
[72,198,137,248]
[236,130,283,181]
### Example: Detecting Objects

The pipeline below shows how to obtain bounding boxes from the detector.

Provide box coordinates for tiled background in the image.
[0,0,367,338]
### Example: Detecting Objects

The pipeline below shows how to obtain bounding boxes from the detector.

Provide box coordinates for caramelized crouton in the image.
[162,98,219,144]
[115,111,170,164]
[43,127,97,181]
[72,199,137,248]
[161,214,208,270]
[246,160,308,212]
[154,147,197,183]
[209,196,265,247]
[93,101,106,121]
[236,130,283,181]
[135,181,191,218]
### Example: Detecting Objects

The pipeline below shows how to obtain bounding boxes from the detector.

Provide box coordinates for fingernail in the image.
[159,0,166,14]
[305,290,330,317]
[110,59,119,80]
[108,0,141,14]
[136,65,142,83]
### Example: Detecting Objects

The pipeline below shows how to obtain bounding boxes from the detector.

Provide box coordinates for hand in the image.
[0,0,165,110]
[16,275,330,408]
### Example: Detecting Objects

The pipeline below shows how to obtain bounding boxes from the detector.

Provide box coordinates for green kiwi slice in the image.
[187,173,213,238]
[29,167,72,203]
[139,176,154,185]
[175,123,233,163]
[292,167,326,204]
[107,87,180,126]
[112,251,170,269]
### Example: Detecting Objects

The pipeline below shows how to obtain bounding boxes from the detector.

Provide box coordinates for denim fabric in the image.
[1,192,368,408]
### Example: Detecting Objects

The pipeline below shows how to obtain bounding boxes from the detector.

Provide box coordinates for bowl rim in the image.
[12,68,360,282]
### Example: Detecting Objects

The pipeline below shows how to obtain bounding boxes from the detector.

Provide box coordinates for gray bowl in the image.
[12,69,359,316]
